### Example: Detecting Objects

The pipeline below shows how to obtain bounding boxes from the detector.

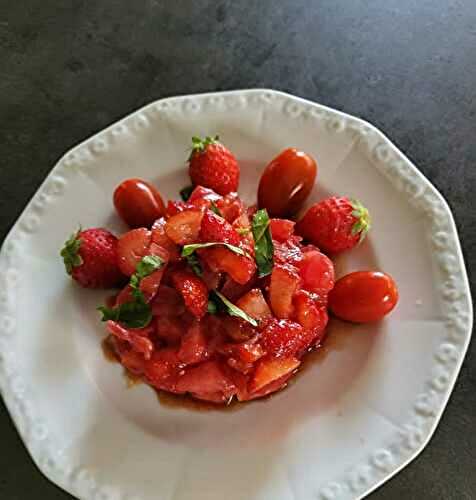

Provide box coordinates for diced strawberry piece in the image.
[165,209,203,245]
[175,361,236,401]
[236,289,272,320]
[171,270,208,318]
[269,264,301,319]
[139,268,165,300]
[248,357,300,394]
[165,200,196,217]
[222,316,257,342]
[201,246,256,285]
[200,265,222,290]
[259,318,314,358]
[151,285,185,317]
[188,186,222,210]
[107,320,154,360]
[270,218,295,242]
[116,228,151,276]
[151,217,181,261]
[293,290,329,337]
[221,339,265,364]
[227,370,251,400]
[178,322,209,365]
[119,349,147,375]
[199,210,241,245]
[273,238,304,267]
[144,347,184,391]
[155,315,185,344]
[297,250,335,294]
[220,275,255,301]
[215,192,244,222]
[232,212,255,256]
[246,371,295,400]
[115,284,134,306]
[227,358,254,375]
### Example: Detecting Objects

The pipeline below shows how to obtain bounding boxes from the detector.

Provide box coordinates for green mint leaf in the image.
[180,185,194,201]
[60,229,83,274]
[97,293,152,329]
[211,291,258,327]
[185,253,203,276]
[252,209,274,278]
[135,255,164,280]
[182,242,247,258]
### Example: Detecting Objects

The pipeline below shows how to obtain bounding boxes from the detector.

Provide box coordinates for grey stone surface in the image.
[0,1,474,498]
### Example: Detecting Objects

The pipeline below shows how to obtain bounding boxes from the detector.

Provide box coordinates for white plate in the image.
[0,89,472,500]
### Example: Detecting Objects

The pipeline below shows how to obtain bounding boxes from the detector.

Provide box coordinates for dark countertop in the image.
[0,1,474,499]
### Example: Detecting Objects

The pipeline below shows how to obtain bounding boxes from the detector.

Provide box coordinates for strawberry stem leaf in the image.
[60,229,83,275]
[350,199,371,243]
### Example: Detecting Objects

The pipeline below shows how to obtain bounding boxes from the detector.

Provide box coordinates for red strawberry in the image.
[188,136,240,195]
[296,197,371,253]
[116,228,151,276]
[235,289,272,320]
[170,270,209,318]
[199,210,241,245]
[200,246,256,285]
[293,290,329,340]
[259,318,315,358]
[248,356,300,395]
[151,217,181,261]
[297,250,335,295]
[61,228,125,288]
[269,264,301,319]
[270,218,295,242]
[165,209,203,245]
[216,192,244,222]
[178,322,209,365]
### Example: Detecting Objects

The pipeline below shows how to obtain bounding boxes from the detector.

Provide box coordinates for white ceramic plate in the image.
[0,90,472,500]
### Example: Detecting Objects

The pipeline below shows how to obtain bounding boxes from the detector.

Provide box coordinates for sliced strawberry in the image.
[170,269,208,318]
[151,285,185,317]
[175,360,236,401]
[259,318,314,358]
[165,200,196,217]
[248,357,300,394]
[236,288,272,320]
[200,265,222,290]
[188,186,222,210]
[269,264,300,319]
[165,209,203,245]
[297,250,335,294]
[273,237,304,267]
[293,289,329,337]
[201,246,256,285]
[107,320,154,360]
[222,316,257,342]
[215,192,243,222]
[115,284,134,306]
[151,217,181,261]
[220,275,255,301]
[155,315,185,344]
[116,228,152,277]
[199,210,241,245]
[270,218,295,242]
[144,347,184,392]
[119,349,147,375]
[178,322,209,365]
[221,339,265,364]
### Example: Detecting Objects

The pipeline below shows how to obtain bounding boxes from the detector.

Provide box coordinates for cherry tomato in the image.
[113,178,166,228]
[328,271,398,323]
[258,148,317,217]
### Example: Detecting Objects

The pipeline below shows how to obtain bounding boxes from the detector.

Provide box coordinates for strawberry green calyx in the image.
[350,199,371,243]
[60,229,83,274]
[189,135,219,160]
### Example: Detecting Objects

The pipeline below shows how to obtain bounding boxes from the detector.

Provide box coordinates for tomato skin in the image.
[328,271,398,323]
[258,148,317,217]
[113,178,166,228]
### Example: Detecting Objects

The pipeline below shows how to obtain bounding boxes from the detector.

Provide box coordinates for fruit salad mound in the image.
[61,136,398,405]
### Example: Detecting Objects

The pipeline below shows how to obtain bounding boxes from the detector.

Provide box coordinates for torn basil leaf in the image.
[252,209,274,277]
[182,242,247,258]
[210,290,258,327]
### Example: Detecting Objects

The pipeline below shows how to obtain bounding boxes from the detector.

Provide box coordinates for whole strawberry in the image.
[61,228,125,288]
[296,197,371,254]
[188,135,239,195]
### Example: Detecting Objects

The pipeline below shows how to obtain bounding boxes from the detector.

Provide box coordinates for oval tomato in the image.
[113,178,166,228]
[258,148,317,217]
[328,271,398,323]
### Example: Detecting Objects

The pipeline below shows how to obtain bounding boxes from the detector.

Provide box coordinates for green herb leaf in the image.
[60,229,83,274]
[252,209,274,277]
[185,253,203,276]
[97,255,163,329]
[207,299,218,314]
[210,202,223,216]
[180,185,194,201]
[182,242,247,258]
[210,291,258,327]
[349,199,371,244]
[188,135,219,161]
[97,293,152,329]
